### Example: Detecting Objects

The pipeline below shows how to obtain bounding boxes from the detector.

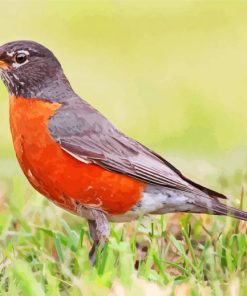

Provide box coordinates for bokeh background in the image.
[1,1,247,294]
[1,1,247,184]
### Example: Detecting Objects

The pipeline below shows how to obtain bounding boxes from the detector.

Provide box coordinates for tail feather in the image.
[194,199,247,221]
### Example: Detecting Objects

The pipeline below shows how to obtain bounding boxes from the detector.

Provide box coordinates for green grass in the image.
[0,161,247,295]
[1,0,247,295]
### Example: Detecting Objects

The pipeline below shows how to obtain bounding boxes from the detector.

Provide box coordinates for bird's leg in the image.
[88,209,110,265]
[88,220,98,265]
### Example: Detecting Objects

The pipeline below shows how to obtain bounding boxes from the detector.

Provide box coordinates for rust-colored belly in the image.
[9,96,145,215]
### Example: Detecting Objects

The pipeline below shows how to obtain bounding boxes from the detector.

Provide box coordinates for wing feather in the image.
[49,102,227,200]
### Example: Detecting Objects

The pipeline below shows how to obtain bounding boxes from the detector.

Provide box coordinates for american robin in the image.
[0,40,246,263]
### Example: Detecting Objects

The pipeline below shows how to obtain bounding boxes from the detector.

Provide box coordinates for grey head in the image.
[0,40,75,102]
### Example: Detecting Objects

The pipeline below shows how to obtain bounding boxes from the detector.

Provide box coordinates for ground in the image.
[0,157,247,295]
[1,1,247,294]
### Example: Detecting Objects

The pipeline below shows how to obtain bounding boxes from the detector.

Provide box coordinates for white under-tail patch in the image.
[136,190,191,213]
[110,186,202,222]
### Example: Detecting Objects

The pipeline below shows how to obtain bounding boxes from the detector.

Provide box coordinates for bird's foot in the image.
[88,209,110,266]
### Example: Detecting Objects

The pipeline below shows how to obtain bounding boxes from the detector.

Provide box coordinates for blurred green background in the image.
[1,0,247,184]
[1,1,247,294]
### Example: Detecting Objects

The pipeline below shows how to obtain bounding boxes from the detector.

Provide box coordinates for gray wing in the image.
[48,100,226,200]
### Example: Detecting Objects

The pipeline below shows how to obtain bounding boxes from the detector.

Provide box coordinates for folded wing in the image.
[48,100,226,200]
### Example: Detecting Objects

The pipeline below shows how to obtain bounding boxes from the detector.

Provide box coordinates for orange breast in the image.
[9,96,145,215]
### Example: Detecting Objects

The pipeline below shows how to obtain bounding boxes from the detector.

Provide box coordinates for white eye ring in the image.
[14,53,27,64]
[12,50,29,68]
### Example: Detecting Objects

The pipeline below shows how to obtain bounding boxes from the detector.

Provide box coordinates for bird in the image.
[0,40,246,264]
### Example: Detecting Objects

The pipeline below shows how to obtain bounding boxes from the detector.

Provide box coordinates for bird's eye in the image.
[14,53,27,64]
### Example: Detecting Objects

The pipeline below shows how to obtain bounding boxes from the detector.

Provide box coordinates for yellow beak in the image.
[0,60,8,70]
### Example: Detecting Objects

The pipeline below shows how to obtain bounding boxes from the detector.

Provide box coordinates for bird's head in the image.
[0,40,71,100]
